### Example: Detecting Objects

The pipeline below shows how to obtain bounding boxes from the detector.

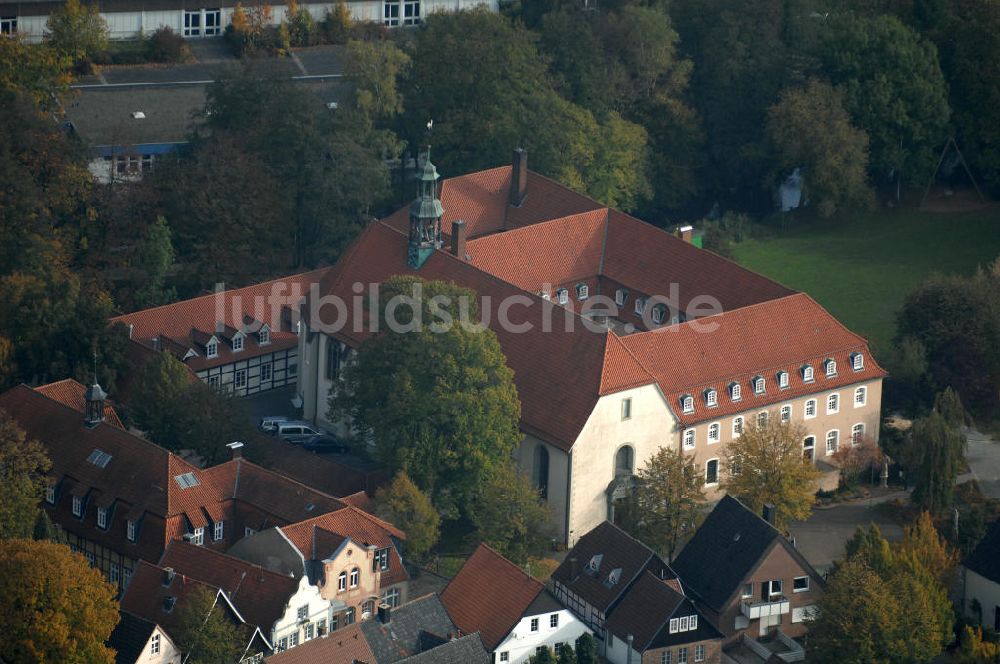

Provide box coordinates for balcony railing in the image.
[740,595,790,619]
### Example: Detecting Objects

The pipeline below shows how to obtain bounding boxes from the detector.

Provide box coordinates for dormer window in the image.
[681,394,694,414]
[777,371,789,389]
[824,359,837,377]
[45,485,55,504]
[730,382,741,401]
[802,365,814,382]
[615,289,628,306]
[232,334,244,352]
[705,388,718,408]
[72,496,83,518]
[851,352,863,371]
[556,289,569,305]
[576,284,589,300]
[588,554,603,573]
[607,568,622,585]
[258,327,270,345]
[127,519,137,542]
[540,291,551,301]
[651,304,667,325]
[753,376,765,394]
[206,340,218,358]
[635,297,646,315]
[97,507,108,529]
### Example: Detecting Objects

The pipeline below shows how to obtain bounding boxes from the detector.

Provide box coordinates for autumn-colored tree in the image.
[0,539,119,663]
[630,446,704,561]
[831,435,884,488]
[896,511,959,586]
[468,464,551,566]
[322,0,352,43]
[0,38,72,110]
[720,418,822,532]
[0,411,52,541]
[375,472,440,561]
[45,0,109,64]
[230,2,249,33]
[175,587,249,664]
[955,626,1000,664]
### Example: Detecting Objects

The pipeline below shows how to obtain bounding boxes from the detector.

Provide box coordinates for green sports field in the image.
[732,207,1000,352]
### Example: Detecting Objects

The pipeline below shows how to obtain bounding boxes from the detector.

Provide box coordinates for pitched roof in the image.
[120,560,233,635]
[34,379,125,429]
[671,495,823,612]
[111,268,330,371]
[278,507,409,586]
[551,521,675,614]
[359,594,459,664]
[266,623,375,664]
[965,518,1000,584]
[64,84,207,147]
[440,544,546,650]
[107,612,158,664]
[398,633,490,664]
[158,540,299,631]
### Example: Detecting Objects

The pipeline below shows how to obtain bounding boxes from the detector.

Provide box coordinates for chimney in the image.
[163,567,176,587]
[763,503,776,526]
[509,148,528,207]
[451,219,467,258]
[676,225,694,243]
[378,604,392,624]
[569,556,578,580]
[226,441,244,460]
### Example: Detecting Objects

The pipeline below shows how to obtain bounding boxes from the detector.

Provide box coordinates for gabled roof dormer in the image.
[231,330,245,353]
[729,382,741,402]
[257,324,270,345]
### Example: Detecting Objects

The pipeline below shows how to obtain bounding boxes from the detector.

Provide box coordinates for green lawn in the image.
[732,207,1000,352]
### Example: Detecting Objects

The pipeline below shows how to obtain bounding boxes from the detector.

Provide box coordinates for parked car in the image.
[259,415,289,433]
[274,421,323,444]
[301,434,349,454]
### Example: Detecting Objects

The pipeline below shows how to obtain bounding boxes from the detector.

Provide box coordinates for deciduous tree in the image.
[630,447,704,561]
[175,587,249,664]
[575,633,598,664]
[45,0,109,64]
[375,472,440,560]
[911,409,965,512]
[0,539,119,663]
[720,419,822,532]
[468,464,551,565]
[0,412,51,541]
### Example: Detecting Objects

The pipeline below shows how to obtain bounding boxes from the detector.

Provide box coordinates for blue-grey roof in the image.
[398,633,490,664]
[360,594,459,664]
[966,518,1000,584]
[107,611,157,664]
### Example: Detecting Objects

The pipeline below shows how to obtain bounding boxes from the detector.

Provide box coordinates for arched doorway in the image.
[533,444,549,500]
[615,445,635,477]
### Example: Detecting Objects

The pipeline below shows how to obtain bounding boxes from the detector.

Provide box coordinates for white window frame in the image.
[681,395,694,414]
[0,16,17,34]
[753,376,765,394]
[337,572,347,592]
[695,644,705,662]
[110,563,120,585]
[827,393,839,414]
[826,430,839,455]
[804,399,817,419]
[556,289,569,305]
[151,633,160,655]
[615,289,627,306]
[708,422,720,444]
[258,327,270,345]
[261,363,272,382]
[206,340,218,358]
[825,359,837,377]
[97,507,108,529]
[192,527,204,545]
[214,520,224,541]
[72,496,82,517]
[802,365,814,382]
[381,586,401,608]
[780,404,792,423]
[576,284,589,300]
[769,579,783,596]
[852,353,864,371]
[46,485,55,504]
[732,416,744,437]
[730,383,741,401]
[500,653,510,663]
[757,411,768,427]
[127,520,137,542]
[854,386,867,407]
[374,547,390,571]
[349,568,359,588]
[232,334,244,352]
[550,613,559,628]
[705,458,719,485]
[183,9,201,36]
[669,617,679,633]
[530,617,539,632]
[778,371,789,389]
[705,389,718,407]
[234,369,247,389]
[635,297,646,314]
[621,398,632,421]
[793,576,810,592]
[683,429,695,449]
[652,304,666,325]
[679,616,689,631]
[852,423,865,446]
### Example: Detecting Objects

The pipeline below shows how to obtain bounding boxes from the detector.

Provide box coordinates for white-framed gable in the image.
[271,574,342,653]
[494,606,590,664]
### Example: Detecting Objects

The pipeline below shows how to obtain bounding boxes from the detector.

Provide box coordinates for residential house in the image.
[604,571,722,664]
[227,505,410,632]
[120,559,270,660]
[441,543,590,664]
[298,149,886,546]
[550,521,714,660]
[0,383,350,593]
[671,496,825,654]
[265,623,375,664]
[112,268,330,397]
[4,0,498,42]
[107,612,182,664]
[358,594,462,663]
[963,518,1000,632]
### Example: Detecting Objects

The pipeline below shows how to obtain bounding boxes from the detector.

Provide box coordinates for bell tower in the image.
[408,147,444,269]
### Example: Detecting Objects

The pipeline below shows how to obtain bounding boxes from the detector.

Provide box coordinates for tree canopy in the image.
[628,446,704,561]
[0,411,52,541]
[175,586,249,664]
[375,472,440,560]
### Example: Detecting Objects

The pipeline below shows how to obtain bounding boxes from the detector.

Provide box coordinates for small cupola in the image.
[84,382,107,428]
[408,146,445,269]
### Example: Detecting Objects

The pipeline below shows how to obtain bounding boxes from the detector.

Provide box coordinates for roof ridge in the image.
[466,206,609,245]
[166,539,295,584]
[110,266,331,323]
[599,331,656,395]
[473,542,545,592]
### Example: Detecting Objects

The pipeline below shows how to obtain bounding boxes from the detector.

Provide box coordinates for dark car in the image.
[301,434,349,454]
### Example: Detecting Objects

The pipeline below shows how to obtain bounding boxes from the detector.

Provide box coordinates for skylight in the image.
[174,472,200,489]
[86,449,112,468]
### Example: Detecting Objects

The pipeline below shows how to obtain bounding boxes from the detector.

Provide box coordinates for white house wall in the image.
[272,575,339,652]
[195,347,297,398]
[604,631,641,664]
[965,568,1000,630]
[495,608,590,664]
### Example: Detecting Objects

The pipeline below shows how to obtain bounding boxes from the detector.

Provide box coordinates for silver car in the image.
[274,421,324,444]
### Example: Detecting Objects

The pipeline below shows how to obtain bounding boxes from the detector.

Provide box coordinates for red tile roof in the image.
[34,379,125,429]
[439,544,544,650]
[120,560,227,635]
[111,268,331,371]
[266,623,374,664]
[159,540,298,631]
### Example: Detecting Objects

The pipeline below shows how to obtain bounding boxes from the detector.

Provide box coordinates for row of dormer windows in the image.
[204,327,271,359]
[679,354,865,414]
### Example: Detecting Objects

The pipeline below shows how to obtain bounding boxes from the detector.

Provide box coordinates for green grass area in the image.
[732,207,1000,352]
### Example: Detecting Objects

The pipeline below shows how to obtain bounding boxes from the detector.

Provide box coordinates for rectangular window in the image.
[742,583,753,598]
[234,369,247,389]
[373,548,390,571]
[208,375,220,390]
[690,615,697,630]
[500,653,509,663]
[383,0,400,26]
[381,586,401,608]
[706,459,719,485]
[855,387,866,406]
[778,371,789,389]
[304,622,314,640]
[793,576,809,592]
[183,10,201,35]
[277,637,288,652]
[679,616,689,631]
[669,618,678,633]
[192,527,204,545]
[0,16,17,34]
[85,551,95,566]
[204,8,221,35]
[289,632,299,647]
[141,154,154,171]
[804,400,816,418]
[695,644,705,662]
[232,335,244,352]
[206,341,218,358]
[770,579,783,595]
[297,605,308,621]
[708,423,720,443]
[780,405,792,423]
[679,647,688,664]
[530,617,539,632]
[214,520,224,541]
[151,633,160,655]
[261,363,272,382]
[683,429,695,448]
[635,297,646,314]
[615,289,627,306]
[72,496,82,517]
[662,651,671,664]
[827,393,839,414]
[97,507,108,529]
[127,520,136,542]
[110,563,120,585]
[550,613,559,628]
[46,486,55,504]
